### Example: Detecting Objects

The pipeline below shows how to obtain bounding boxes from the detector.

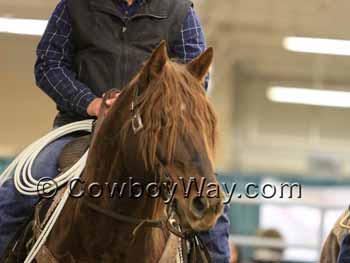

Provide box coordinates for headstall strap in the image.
[130,72,165,135]
[165,212,212,263]
[131,86,144,134]
[132,111,144,134]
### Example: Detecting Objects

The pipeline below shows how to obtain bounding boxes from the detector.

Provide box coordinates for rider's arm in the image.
[34,0,97,117]
[171,7,210,90]
[173,7,231,262]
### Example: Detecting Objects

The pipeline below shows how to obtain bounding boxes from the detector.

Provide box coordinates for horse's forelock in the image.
[121,60,217,170]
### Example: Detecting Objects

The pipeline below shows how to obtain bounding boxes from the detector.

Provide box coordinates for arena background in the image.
[1,0,350,262]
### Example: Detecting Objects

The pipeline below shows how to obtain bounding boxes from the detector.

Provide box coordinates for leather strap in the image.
[81,198,167,232]
[81,198,212,262]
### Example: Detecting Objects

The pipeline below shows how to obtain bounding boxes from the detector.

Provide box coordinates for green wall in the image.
[0,159,10,174]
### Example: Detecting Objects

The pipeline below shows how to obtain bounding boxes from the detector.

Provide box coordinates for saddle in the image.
[58,135,91,171]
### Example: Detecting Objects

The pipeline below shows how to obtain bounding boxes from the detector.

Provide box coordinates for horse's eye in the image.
[157,156,168,166]
[173,160,186,168]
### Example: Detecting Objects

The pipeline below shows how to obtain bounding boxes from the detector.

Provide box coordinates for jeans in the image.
[0,135,231,262]
[0,135,76,256]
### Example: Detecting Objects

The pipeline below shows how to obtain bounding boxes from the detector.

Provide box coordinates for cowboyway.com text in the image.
[38,177,302,203]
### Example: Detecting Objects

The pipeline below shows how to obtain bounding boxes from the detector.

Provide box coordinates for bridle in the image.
[81,163,211,262]
[80,163,192,238]
[131,83,144,134]
[81,86,212,262]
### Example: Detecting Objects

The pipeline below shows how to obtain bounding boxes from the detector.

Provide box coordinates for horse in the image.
[4,41,224,263]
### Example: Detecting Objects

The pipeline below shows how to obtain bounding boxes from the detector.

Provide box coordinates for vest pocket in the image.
[75,49,115,97]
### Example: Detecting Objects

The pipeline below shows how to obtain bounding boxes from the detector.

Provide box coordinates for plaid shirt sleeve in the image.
[171,7,210,90]
[34,0,97,117]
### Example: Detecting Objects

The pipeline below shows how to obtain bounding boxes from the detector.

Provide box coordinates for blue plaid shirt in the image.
[35,0,208,117]
[34,1,230,262]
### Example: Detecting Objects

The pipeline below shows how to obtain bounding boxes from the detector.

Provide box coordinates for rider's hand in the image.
[87,98,103,117]
[87,91,120,117]
[105,92,120,108]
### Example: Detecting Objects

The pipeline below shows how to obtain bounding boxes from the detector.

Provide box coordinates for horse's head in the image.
[117,41,224,232]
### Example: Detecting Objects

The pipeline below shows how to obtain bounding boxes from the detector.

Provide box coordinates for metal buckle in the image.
[132,111,144,134]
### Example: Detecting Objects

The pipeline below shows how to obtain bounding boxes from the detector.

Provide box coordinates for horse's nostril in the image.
[191,196,208,218]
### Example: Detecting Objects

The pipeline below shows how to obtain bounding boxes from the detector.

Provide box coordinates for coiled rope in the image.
[0,120,93,262]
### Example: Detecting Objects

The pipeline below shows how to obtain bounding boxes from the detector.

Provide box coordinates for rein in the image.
[81,198,167,236]
[79,162,185,239]
[81,197,212,263]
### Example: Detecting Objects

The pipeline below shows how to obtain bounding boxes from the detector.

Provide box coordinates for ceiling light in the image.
[0,17,47,36]
[283,37,350,56]
[267,86,350,108]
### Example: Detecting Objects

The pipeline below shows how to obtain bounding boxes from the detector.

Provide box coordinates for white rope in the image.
[0,120,93,194]
[24,164,87,263]
[0,119,93,262]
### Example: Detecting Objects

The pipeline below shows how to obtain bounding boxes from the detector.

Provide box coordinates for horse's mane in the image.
[121,59,217,170]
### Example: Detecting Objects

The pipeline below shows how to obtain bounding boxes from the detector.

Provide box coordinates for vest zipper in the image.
[120,18,128,89]
[90,5,168,90]
[78,63,82,79]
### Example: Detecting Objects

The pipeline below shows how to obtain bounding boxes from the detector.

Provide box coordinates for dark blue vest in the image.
[56,0,191,125]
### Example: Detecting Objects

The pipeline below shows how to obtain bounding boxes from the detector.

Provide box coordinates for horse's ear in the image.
[187,47,213,81]
[139,40,168,92]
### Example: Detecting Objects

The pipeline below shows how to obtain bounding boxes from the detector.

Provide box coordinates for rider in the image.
[0,0,231,261]
[338,233,350,263]
[336,207,350,263]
